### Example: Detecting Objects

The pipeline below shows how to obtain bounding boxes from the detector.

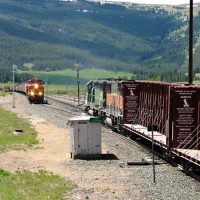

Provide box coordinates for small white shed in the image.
[68,115,102,159]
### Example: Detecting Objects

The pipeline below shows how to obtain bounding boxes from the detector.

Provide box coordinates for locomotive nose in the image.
[34,84,39,89]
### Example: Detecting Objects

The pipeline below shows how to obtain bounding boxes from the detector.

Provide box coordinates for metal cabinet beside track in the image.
[69,116,102,159]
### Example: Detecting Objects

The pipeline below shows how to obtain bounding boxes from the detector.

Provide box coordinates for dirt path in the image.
[0,95,72,172]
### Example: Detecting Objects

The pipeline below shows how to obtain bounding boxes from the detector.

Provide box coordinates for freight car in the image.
[85,79,200,177]
[15,78,45,104]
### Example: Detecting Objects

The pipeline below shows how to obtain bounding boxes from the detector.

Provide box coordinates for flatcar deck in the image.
[123,124,167,148]
[123,123,200,167]
[172,149,200,166]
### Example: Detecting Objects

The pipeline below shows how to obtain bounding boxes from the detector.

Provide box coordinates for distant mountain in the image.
[89,0,200,6]
[0,0,200,80]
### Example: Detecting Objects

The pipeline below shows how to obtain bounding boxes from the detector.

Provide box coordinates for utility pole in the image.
[77,66,80,108]
[148,111,157,184]
[12,65,17,108]
[151,122,156,184]
[46,68,49,104]
[189,0,193,84]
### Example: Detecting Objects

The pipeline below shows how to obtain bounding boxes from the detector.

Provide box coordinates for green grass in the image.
[0,82,13,86]
[47,84,85,95]
[23,63,34,70]
[0,106,39,152]
[0,91,7,97]
[17,68,133,85]
[0,169,77,199]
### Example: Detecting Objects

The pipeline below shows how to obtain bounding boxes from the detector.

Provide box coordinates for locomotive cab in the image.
[26,78,44,103]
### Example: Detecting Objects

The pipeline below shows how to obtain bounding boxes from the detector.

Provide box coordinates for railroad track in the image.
[41,94,85,117]
[43,94,166,165]
[101,125,165,165]
[45,94,84,106]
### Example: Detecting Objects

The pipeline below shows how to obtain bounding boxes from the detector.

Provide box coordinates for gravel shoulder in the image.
[0,93,200,200]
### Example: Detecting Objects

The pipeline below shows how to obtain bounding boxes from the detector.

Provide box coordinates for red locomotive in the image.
[15,78,45,103]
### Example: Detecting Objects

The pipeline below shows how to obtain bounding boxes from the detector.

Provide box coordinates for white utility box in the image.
[69,116,102,159]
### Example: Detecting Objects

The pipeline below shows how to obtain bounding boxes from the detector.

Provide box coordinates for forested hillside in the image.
[0,0,200,82]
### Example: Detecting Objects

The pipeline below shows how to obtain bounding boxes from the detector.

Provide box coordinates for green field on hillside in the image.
[18,69,133,85]
[46,85,85,95]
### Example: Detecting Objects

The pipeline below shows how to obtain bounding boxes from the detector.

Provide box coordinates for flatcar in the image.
[15,78,45,104]
[85,79,200,177]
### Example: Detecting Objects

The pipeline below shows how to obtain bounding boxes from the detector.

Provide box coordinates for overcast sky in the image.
[107,0,200,5]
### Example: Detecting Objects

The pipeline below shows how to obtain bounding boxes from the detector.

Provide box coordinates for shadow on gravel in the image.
[101,153,118,160]
[74,153,119,160]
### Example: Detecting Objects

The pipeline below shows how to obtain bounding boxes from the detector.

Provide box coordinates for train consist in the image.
[15,78,45,103]
[85,79,200,175]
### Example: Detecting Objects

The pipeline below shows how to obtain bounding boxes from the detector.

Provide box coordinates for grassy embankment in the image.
[0,98,77,199]
[0,169,76,199]
[0,105,38,152]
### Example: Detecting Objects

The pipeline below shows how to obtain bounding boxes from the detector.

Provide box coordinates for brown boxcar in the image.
[169,85,200,149]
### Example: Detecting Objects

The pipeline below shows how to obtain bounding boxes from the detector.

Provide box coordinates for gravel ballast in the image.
[0,93,200,200]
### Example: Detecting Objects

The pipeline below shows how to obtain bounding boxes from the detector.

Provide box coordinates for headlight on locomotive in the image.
[30,91,35,96]
[38,91,43,96]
